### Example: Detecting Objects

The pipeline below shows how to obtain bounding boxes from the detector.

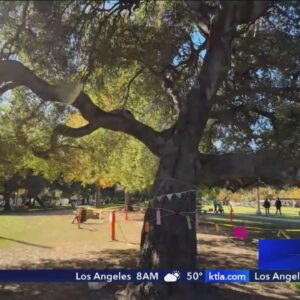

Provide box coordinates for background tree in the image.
[1,1,300,298]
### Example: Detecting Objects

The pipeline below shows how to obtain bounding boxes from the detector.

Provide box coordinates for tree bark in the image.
[95,185,102,208]
[3,192,11,211]
[35,196,45,207]
[125,192,133,211]
[122,139,200,299]
[198,152,300,189]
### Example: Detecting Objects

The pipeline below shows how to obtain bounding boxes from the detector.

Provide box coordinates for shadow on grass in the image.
[198,215,300,240]
[200,213,300,226]
[0,208,75,217]
[0,236,53,249]
[0,247,298,300]
[78,227,98,232]
[197,236,257,269]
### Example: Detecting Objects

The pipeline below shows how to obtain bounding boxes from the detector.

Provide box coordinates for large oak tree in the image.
[1,1,300,298]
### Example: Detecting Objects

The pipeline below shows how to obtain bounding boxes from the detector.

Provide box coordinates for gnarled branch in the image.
[232,1,273,25]
[0,60,165,155]
[176,1,272,149]
[198,151,300,189]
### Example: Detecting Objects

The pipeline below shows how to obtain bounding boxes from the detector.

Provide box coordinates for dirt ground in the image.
[0,210,299,299]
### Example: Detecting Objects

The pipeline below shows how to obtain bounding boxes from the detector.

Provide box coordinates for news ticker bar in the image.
[0,270,300,283]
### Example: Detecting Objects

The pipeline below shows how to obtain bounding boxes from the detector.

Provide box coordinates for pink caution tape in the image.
[156,209,161,225]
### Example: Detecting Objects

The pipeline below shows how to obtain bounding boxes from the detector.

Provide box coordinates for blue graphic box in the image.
[259,239,300,270]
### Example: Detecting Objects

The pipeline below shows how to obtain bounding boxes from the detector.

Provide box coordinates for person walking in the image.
[263,198,271,215]
[275,197,282,215]
[72,208,82,229]
[213,199,218,214]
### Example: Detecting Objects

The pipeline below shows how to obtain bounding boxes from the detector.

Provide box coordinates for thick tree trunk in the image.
[125,192,133,211]
[121,145,200,299]
[95,185,101,208]
[4,192,11,211]
[140,190,197,271]
[35,196,45,207]
[28,197,32,208]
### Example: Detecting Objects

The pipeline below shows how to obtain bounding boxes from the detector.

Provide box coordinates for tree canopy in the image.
[1,1,299,192]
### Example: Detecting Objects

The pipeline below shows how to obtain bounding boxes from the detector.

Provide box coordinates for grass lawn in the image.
[198,205,300,239]
[0,208,143,267]
[0,207,299,299]
[202,204,300,217]
[292,282,300,292]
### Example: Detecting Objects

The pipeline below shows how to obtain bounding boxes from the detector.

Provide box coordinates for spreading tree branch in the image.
[122,67,144,109]
[198,151,300,189]
[175,1,273,150]
[0,60,166,156]
[186,1,219,37]
[0,82,20,95]
[215,86,300,104]
[210,107,254,136]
